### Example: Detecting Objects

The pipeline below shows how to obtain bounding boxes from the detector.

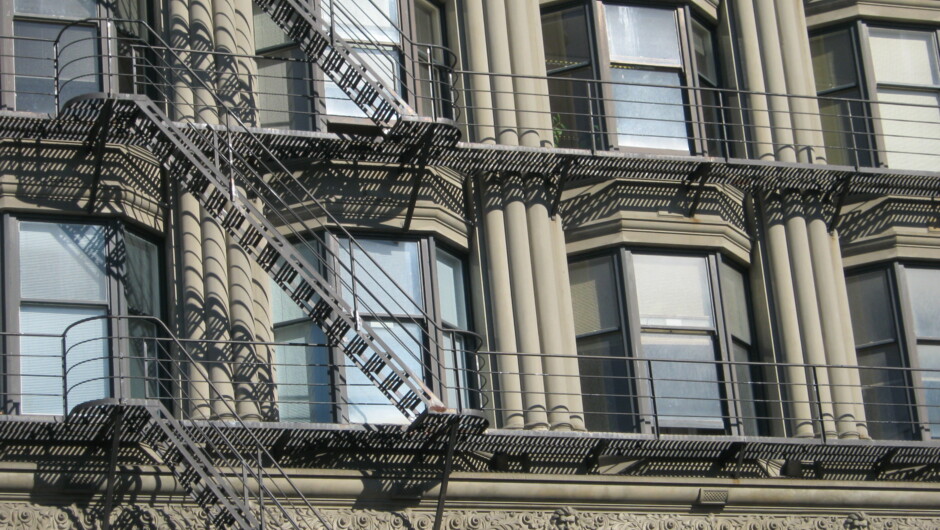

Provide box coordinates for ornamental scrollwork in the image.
[0,502,934,529]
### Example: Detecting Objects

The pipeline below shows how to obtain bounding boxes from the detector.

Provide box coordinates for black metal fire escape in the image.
[42,9,483,527]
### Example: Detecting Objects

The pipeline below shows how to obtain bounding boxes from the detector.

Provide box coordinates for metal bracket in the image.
[432,417,461,530]
[101,405,125,530]
[827,171,856,233]
[686,161,714,218]
[85,99,116,213]
[549,157,578,219]
[401,141,435,232]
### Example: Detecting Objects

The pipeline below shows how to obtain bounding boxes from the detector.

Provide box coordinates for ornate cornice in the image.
[0,502,936,530]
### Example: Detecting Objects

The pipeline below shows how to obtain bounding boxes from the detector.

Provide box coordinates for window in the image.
[569,250,760,435]
[4,217,162,415]
[269,234,472,424]
[1,0,104,113]
[846,264,940,440]
[541,2,722,154]
[253,6,316,130]
[810,24,940,171]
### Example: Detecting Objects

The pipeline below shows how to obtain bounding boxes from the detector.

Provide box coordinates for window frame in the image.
[0,0,117,113]
[845,261,940,441]
[1,213,165,415]
[569,247,758,436]
[269,231,474,424]
[542,0,722,155]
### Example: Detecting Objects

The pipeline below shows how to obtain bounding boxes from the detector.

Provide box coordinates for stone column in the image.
[179,193,211,419]
[481,175,525,428]
[189,0,217,122]
[732,0,774,159]
[552,215,586,431]
[250,257,277,421]
[763,194,815,437]
[504,0,545,147]
[482,0,519,145]
[503,174,549,430]
[526,178,571,431]
[806,201,857,438]
[462,0,496,143]
[774,1,825,163]
[229,233,260,420]
[753,0,796,162]
[202,205,236,420]
[829,230,869,439]
[783,194,836,437]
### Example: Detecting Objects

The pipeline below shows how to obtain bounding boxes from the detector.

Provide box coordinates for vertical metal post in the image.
[588,81,597,154]
[53,39,61,112]
[62,334,69,415]
[718,89,730,159]
[847,99,860,169]
[647,358,659,438]
[811,365,827,443]
[432,418,460,530]
[350,243,359,330]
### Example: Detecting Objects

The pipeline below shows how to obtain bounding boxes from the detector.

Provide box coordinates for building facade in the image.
[0,0,938,527]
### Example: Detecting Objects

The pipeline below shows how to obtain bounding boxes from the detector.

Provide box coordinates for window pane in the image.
[129,319,161,400]
[609,68,688,152]
[869,27,940,86]
[415,0,442,47]
[692,20,718,86]
[257,49,314,130]
[633,254,713,329]
[344,321,421,424]
[548,67,600,149]
[274,322,332,422]
[20,305,108,414]
[569,255,620,335]
[15,0,96,18]
[253,3,294,51]
[436,248,468,328]
[272,240,323,324]
[642,333,724,430]
[14,22,99,113]
[877,89,940,171]
[542,5,592,72]
[325,47,399,117]
[577,332,636,432]
[810,29,858,92]
[918,343,940,439]
[905,268,940,338]
[818,88,873,167]
[604,4,681,67]
[20,221,107,303]
[339,238,422,316]
[846,269,896,346]
[733,340,763,436]
[719,260,751,344]
[857,343,915,440]
[327,0,400,44]
[125,233,161,317]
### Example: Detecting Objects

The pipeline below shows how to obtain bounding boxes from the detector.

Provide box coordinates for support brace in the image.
[85,99,115,213]
[549,157,578,219]
[101,406,125,530]
[686,161,714,218]
[432,417,461,530]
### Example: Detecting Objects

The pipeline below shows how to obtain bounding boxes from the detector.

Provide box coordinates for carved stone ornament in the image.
[0,503,935,529]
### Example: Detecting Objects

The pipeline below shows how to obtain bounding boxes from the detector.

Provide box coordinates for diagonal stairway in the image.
[253,0,460,145]
[60,93,448,420]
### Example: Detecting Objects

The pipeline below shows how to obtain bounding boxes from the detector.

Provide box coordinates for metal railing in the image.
[46,20,483,420]
[5,28,939,173]
[3,321,936,443]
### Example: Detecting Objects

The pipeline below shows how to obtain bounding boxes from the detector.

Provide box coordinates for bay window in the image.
[4,217,162,415]
[270,234,472,424]
[569,250,760,435]
[542,1,723,154]
[810,24,940,171]
[846,264,940,441]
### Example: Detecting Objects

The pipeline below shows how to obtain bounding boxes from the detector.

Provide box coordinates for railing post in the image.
[53,39,61,113]
[647,358,659,438]
[811,365,827,443]
[847,99,860,169]
[62,333,69,416]
[718,89,730,159]
[588,81,597,154]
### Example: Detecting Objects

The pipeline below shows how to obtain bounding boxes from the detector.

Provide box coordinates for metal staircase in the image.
[252,0,461,144]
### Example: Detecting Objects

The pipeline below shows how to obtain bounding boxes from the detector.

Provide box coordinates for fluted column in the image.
[806,201,857,438]
[505,0,545,147]
[482,0,519,145]
[552,215,586,431]
[189,0,217,122]
[763,194,815,437]
[202,206,236,419]
[462,0,496,143]
[783,194,836,437]
[732,0,773,159]
[526,179,571,431]
[481,175,524,428]
[503,174,549,430]
[753,0,796,162]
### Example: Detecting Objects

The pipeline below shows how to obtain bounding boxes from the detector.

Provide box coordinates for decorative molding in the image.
[0,502,936,530]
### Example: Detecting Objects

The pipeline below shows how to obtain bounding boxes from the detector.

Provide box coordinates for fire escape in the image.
[22,0,483,526]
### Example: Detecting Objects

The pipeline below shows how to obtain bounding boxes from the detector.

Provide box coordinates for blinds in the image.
[20,221,107,303]
[633,254,713,329]
[869,28,940,86]
[877,89,940,171]
[569,255,620,336]
[344,321,421,424]
[604,4,680,67]
[274,323,331,423]
[905,267,940,338]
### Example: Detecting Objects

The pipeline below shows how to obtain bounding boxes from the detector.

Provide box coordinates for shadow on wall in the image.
[560,179,747,232]
[0,143,165,229]
[837,197,940,243]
